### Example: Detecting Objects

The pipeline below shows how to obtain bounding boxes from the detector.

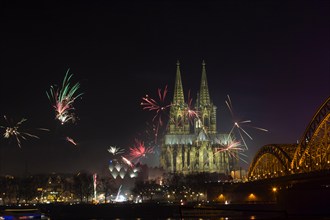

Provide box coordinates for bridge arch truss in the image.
[248,97,330,180]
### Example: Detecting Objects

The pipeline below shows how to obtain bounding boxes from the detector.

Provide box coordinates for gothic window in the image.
[177,115,183,127]
[203,115,209,128]
[196,119,202,128]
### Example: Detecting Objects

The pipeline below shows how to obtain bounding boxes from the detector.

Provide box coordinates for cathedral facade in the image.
[160,61,238,175]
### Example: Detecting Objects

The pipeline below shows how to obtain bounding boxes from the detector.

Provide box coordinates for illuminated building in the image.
[160,60,239,175]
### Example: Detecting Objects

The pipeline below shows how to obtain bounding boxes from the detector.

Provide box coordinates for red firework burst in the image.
[185,90,199,124]
[129,139,154,163]
[140,85,171,142]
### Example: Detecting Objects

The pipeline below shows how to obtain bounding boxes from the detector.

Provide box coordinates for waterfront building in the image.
[160,61,239,175]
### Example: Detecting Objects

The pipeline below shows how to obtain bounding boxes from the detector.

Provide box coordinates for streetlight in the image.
[272,187,277,203]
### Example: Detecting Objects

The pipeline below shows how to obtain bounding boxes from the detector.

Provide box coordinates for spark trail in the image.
[66,136,77,146]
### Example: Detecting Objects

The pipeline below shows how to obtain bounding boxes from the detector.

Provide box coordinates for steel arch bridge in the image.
[248,96,330,181]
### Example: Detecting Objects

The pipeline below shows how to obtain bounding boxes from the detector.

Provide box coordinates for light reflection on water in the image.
[87,218,316,220]
[88,216,280,220]
[88,219,236,220]
[87,216,330,220]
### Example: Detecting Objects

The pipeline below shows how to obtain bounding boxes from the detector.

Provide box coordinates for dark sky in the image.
[1,0,329,176]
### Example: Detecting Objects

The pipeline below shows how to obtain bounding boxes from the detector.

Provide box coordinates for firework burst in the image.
[108,146,125,155]
[225,95,268,150]
[185,90,199,124]
[215,135,248,164]
[46,69,83,125]
[140,85,171,143]
[1,115,49,148]
[129,139,154,163]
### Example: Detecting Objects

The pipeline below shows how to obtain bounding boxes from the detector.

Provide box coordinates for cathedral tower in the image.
[168,60,190,134]
[160,60,237,175]
[195,60,217,134]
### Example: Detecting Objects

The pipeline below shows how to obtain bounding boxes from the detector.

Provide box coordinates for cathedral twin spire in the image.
[170,60,215,134]
[172,60,211,107]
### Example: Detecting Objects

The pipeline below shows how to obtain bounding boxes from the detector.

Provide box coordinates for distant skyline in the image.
[1,0,329,176]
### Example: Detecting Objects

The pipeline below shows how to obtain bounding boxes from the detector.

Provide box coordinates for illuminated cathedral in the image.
[160,61,239,175]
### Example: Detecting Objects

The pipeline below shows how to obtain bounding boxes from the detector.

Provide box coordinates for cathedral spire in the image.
[199,60,211,106]
[172,60,185,105]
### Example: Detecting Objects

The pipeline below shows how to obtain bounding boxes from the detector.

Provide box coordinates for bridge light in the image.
[248,193,256,202]
[218,194,225,202]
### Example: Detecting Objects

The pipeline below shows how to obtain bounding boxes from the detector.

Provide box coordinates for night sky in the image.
[1,0,329,176]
